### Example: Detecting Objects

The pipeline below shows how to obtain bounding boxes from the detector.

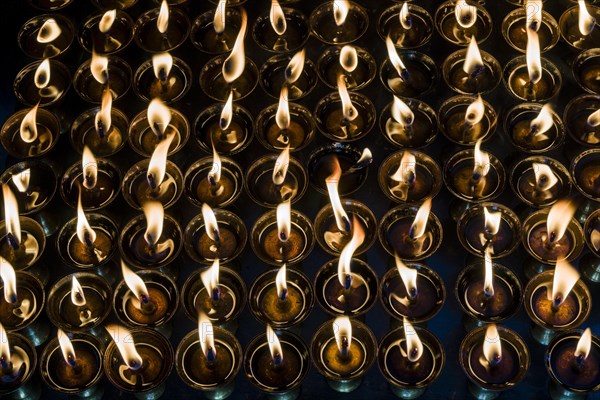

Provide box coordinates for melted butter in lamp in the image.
[125,286,169,325]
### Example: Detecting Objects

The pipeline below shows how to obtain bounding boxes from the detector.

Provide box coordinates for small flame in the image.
[34,59,50,89]
[391,96,414,128]
[147,98,172,140]
[338,74,357,122]
[76,192,96,246]
[285,49,305,84]
[208,145,222,185]
[91,52,108,85]
[147,134,175,190]
[526,0,543,31]
[214,0,226,34]
[266,324,283,364]
[2,184,21,247]
[465,95,485,126]
[386,35,408,80]
[333,0,350,26]
[222,10,247,83]
[37,18,61,43]
[484,247,494,297]
[270,0,287,35]
[473,139,491,179]
[121,260,149,303]
[409,198,432,240]
[483,324,502,365]
[403,318,423,362]
[579,0,596,36]
[463,36,483,77]
[198,312,216,360]
[399,3,412,30]
[0,257,16,304]
[201,258,220,295]
[390,151,416,184]
[0,323,9,366]
[95,87,112,138]
[82,146,98,190]
[152,52,173,82]
[273,145,290,186]
[533,163,558,191]
[526,27,542,84]
[592,229,600,251]
[276,86,290,130]
[220,91,233,131]
[575,328,592,360]
[340,46,358,73]
[484,207,501,237]
[276,264,287,299]
[57,329,77,366]
[551,258,580,307]
[142,201,164,247]
[530,104,554,137]
[11,170,30,193]
[99,10,117,33]
[334,316,352,353]
[19,105,39,143]
[395,254,417,298]
[105,324,143,370]
[277,201,291,243]
[455,0,477,29]
[71,276,86,307]
[202,203,220,243]
[588,109,600,127]
[338,216,365,287]
[157,0,169,34]
[326,157,349,232]
[546,200,575,244]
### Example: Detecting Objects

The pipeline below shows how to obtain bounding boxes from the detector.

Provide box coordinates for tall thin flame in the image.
[399,3,412,30]
[20,105,39,143]
[35,59,50,89]
[82,146,98,190]
[285,49,305,84]
[121,260,149,303]
[142,201,164,247]
[266,324,283,365]
[326,157,349,232]
[105,324,143,370]
[0,257,17,304]
[484,207,501,237]
[333,0,350,26]
[91,52,109,85]
[99,10,117,33]
[455,0,477,29]
[208,145,222,185]
[530,104,554,136]
[390,151,416,184]
[157,0,169,34]
[575,328,592,360]
[334,316,352,353]
[152,52,173,82]
[147,98,172,140]
[533,163,558,191]
[463,36,483,77]
[57,329,77,366]
[2,184,21,247]
[409,198,432,240]
[276,264,287,300]
[276,86,290,130]
[473,139,491,179]
[220,91,233,131]
[202,203,220,243]
[198,312,216,361]
[338,73,357,121]
[551,258,580,307]
[71,276,86,307]
[214,0,226,34]
[37,18,61,43]
[201,258,220,295]
[340,46,358,73]
[526,27,542,84]
[273,145,290,186]
[270,0,287,35]
[465,95,485,126]
[77,192,96,246]
[222,10,247,83]
[95,87,112,138]
[338,216,365,287]
[403,318,423,362]
[483,324,502,365]
[484,247,494,297]
[147,134,175,190]
[391,96,414,128]
[277,201,291,242]
[579,0,596,36]
[546,200,575,244]
[386,35,408,80]
[526,0,543,31]
[395,254,417,299]
[11,170,30,193]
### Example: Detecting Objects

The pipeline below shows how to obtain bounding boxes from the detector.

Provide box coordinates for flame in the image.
[533,163,558,191]
[326,157,349,232]
[99,10,117,33]
[483,324,502,365]
[77,193,96,246]
[551,258,580,306]
[386,35,408,80]
[463,37,483,77]
[484,247,494,297]
[333,0,350,26]
[214,0,226,34]
[91,52,109,85]
[391,96,414,128]
[95,87,112,138]
[357,148,372,165]
[201,258,220,295]
[152,52,173,81]
[105,324,143,370]
[19,105,39,143]
[403,318,423,362]
[455,0,477,29]
[395,254,417,298]
[0,323,9,366]
[270,0,287,35]
[71,276,86,307]
[334,316,352,353]
[222,10,247,83]
[147,98,172,140]
[588,109,600,127]
[575,328,592,359]
[276,264,287,299]
[579,0,596,36]
[266,324,283,364]
[198,312,216,360]
[390,151,416,184]
[2,184,21,247]
[142,201,164,247]
[202,203,220,243]
[11,170,30,193]
[276,86,290,130]
[399,3,412,30]
[465,95,485,126]
[157,0,169,34]
[526,27,542,84]
[147,134,175,189]
[409,198,432,240]
[527,0,543,31]
[340,46,358,73]
[484,207,501,237]
[208,145,222,185]
[57,329,77,366]
[273,145,290,185]
[0,257,16,304]
[219,91,234,131]
[546,200,575,244]
[285,49,305,84]
[82,146,98,190]
[37,18,61,43]
[277,201,291,242]
[121,260,149,303]
[338,216,365,287]
[338,74,357,121]
[529,104,554,137]
[473,139,490,178]
[34,59,50,89]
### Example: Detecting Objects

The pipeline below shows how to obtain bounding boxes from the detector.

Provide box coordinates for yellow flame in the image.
[82,146,98,190]
[455,0,477,29]
[395,254,417,297]
[219,91,233,131]
[286,49,305,84]
[400,3,412,30]
[483,324,502,364]
[266,324,283,363]
[526,27,542,84]
[198,311,216,360]
[99,10,117,33]
[533,163,558,191]
[201,258,220,294]
[157,0,169,34]
[0,323,9,365]
[91,52,108,85]
[2,184,21,247]
[410,198,432,240]
[11,170,30,193]
[71,276,86,307]
[391,96,414,128]
[77,192,96,246]
[575,328,592,359]
[142,201,164,247]
[390,151,416,184]
[0,257,16,304]
[326,157,349,232]
[403,317,423,362]
[147,133,175,189]
[579,0,596,36]
[147,98,172,139]
[465,95,485,126]
[276,86,290,131]
[587,109,600,127]
[95,87,112,138]
[474,139,491,178]
[484,247,494,296]
[37,18,61,43]
[276,264,287,299]
[57,329,77,365]
[334,316,352,352]
[19,105,39,143]
[277,201,291,243]
[152,52,173,81]
[273,145,290,186]
[214,0,226,34]
[222,9,247,83]
[551,258,580,306]
[338,216,365,286]
[546,200,575,244]
[105,324,143,370]
[386,35,407,79]
[592,229,600,251]
[526,0,543,31]
[270,0,287,35]
[333,0,350,26]
[484,207,501,236]
[340,45,358,73]
[35,59,51,89]
[530,104,554,136]
[338,74,357,121]
[121,260,149,302]
[202,203,220,243]
[463,36,483,76]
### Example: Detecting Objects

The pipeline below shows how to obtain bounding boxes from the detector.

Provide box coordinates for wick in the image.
[84,174,95,189]
[0,356,12,372]
[206,347,216,364]
[8,293,17,304]
[546,231,557,247]
[139,294,157,314]
[153,123,164,141]
[408,287,418,301]
[489,354,502,368]
[408,225,417,240]
[341,216,352,234]
[212,229,221,245]
[6,233,19,250]
[483,287,494,299]
[279,232,288,242]
[129,359,142,371]
[272,352,283,368]
[158,68,168,83]
[279,288,288,302]
[399,68,410,81]
[96,120,105,139]
[84,232,94,248]
[147,173,158,190]
[212,286,221,302]
[343,273,352,290]
[575,353,587,369]
[67,355,80,373]
[552,295,563,309]
[470,66,485,80]
[340,336,350,359]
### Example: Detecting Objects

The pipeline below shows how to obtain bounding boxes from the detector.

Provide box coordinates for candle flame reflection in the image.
[77,192,96,247]
[11,170,30,194]
[71,276,86,307]
[532,163,558,191]
[57,329,77,366]
[105,324,143,370]
[409,198,432,240]
[152,52,173,82]
[37,18,61,43]
[95,87,112,138]
[575,327,592,360]
[20,105,39,143]
[202,203,221,243]
[455,0,477,29]
[463,37,483,77]
[386,35,408,80]
[34,59,51,89]
[483,247,494,297]
[270,0,287,35]
[121,260,150,304]
[340,45,358,73]
[333,0,350,26]
[266,324,283,365]
[482,324,502,367]
[326,156,349,233]
[579,0,596,36]
[157,0,169,34]
[276,264,287,300]
[550,258,580,307]
[276,86,290,131]
[285,49,305,84]
[276,200,291,243]
[395,254,418,299]
[0,257,17,304]
[526,27,542,84]
[222,9,247,83]
[142,201,164,247]
[334,316,352,353]
[147,98,172,140]
[403,318,423,362]
[465,95,485,126]
[214,0,226,34]
[199,311,216,361]
[338,216,365,288]
[201,259,220,297]
[273,145,290,186]
[337,74,357,122]
[147,133,175,190]
[2,184,21,247]
[99,10,117,33]
[400,3,412,30]
[546,199,575,244]
[91,52,108,85]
